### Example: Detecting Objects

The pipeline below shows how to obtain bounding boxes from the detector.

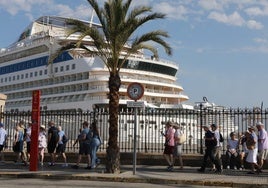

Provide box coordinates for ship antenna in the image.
[89,9,94,27]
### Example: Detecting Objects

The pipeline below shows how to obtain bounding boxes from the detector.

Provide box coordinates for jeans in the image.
[201,146,221,171]
[90,137,100,168]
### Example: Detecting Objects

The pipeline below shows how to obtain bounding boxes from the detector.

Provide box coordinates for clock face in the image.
[127,82,144,101]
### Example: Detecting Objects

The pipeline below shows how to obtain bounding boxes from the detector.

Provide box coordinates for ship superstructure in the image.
[0,16,189,111]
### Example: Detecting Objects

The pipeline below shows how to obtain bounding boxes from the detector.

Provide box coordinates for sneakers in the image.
[226,165,230,169]
[167,165,174,171]
[85,166,92,170]
[62,163,68,167]
[71,165,79,169]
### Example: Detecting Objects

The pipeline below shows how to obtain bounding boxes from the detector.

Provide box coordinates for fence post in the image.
[199,104,203,154]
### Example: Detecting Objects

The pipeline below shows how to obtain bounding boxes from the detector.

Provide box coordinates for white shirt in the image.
[0,127,7,145]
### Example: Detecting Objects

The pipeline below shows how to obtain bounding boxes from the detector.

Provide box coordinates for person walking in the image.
[256,122,268,170]
[13,123,25,164]
[47,121,59,166]
[211,124,223,171]
[173,123,184,169]
[72,121,92,169]
[238,132,248,170]
[38,125,47,167]
[245,126,261,174]
[55,125,68,167]
[162,121,175,171]
[0,122,7,162]
[88,121,101,169]
[197,124,222,173]
[24,122,32,165]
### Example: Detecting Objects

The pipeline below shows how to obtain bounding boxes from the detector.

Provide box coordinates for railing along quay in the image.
[0,106,267,154]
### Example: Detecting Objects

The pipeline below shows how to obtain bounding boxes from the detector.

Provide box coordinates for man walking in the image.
[0,123,7,162]
[47,121,59,166]
[198,124,222,173]
[256,122,268,170]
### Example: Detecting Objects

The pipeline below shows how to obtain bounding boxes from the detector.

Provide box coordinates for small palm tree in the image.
[51,0,172,173]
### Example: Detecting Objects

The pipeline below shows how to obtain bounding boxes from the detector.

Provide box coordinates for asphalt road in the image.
[0,178,232,188]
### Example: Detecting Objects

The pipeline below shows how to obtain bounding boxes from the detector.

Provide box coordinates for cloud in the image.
[208,11,245,26]
[0,0,32,15]
[198,0,223,11]
[246,20,263,30]
[153,2,189,20]
[244,6,268,16]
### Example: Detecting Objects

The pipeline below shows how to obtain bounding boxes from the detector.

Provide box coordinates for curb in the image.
[0,171,267,188]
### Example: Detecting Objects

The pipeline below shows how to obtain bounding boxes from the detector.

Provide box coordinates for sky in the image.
[1,0,268,109]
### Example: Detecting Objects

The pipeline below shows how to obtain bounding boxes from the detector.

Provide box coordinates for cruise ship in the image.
[0,16,189,112]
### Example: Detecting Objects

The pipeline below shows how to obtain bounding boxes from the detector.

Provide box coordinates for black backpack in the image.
[219,132,224,142]
[62,134,69,144]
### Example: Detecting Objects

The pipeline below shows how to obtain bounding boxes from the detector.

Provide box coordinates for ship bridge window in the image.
[34,72,38,77]
[39,70,43,76]
[55,67,58,73]
[66,65,70,71]
[44,70,47,75]
[122,60,177,77]
[30,72,33,78]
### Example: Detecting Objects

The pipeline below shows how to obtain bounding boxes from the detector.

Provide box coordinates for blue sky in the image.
[1,0,268,108]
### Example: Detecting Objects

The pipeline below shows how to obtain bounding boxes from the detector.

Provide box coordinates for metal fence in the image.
[1,106,267,154]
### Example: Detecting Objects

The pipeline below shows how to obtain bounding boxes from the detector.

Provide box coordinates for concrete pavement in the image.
[0,161,267,187]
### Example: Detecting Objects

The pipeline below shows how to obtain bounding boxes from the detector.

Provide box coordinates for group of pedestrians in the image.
[162,121,185,171]
[197,122,268,174]
[71,121,102,170]
[10,120,69,167]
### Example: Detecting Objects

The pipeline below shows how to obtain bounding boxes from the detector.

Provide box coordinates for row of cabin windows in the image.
[0,64,76,83]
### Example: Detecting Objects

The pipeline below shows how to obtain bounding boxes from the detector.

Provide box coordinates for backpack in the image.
[62,134,69,144]
[219,133,224,142]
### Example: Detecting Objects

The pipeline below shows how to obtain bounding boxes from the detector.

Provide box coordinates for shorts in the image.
[246,148,258,163]
[164,145,174,155]
[47,142,57,153]
[174,145,182,157]
[13,141,23,152]
[258,149,268,160]
[56,144,66,153]
[79,142,90,155]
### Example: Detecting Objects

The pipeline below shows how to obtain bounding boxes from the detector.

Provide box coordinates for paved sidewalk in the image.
[0,161,267,187]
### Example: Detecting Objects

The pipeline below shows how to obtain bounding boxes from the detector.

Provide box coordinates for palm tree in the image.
[51,0,172,173]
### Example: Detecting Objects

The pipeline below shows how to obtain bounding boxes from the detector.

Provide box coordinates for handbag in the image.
[178,133,186,144]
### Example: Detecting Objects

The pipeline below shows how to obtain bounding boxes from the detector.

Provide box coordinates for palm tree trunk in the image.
[106,71,121,173]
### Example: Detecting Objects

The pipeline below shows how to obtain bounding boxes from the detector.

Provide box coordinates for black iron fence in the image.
[0,106,267,154]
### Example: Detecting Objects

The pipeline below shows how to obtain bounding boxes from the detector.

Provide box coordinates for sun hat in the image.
[202,125,210,128]
[256,122,264,126]
[166,120,175,126]
[173,122,180,128]
[248,125,256,131]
